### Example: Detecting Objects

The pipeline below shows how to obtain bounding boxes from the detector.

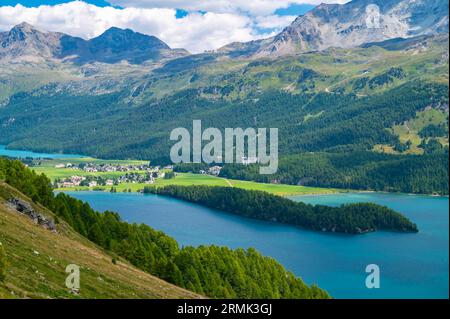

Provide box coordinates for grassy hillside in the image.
[0,181,200,299]
[0,35,447,104]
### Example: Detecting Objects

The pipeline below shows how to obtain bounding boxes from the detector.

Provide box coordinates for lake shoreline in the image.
[56,185,449,198]
[66,190,449,299]
[2,145,447,197]
[0,145,87,159]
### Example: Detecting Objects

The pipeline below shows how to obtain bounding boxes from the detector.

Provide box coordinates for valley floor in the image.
[55,172,338,196]
[23,157,338,196]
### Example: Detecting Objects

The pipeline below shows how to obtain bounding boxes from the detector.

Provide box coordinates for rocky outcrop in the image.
[7,198,56,232]
[254,0,449,57]
[0,22,64,62]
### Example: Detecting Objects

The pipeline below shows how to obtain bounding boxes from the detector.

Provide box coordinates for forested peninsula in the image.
[146,185,418,234]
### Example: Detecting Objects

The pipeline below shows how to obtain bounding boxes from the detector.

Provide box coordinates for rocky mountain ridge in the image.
[0,22,189,64]
[1,0,448,63]
[220,0,449,57]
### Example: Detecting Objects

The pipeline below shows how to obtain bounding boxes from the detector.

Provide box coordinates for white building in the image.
[208,166,222,176]
[88,181,98,188]
[105,180,114,186]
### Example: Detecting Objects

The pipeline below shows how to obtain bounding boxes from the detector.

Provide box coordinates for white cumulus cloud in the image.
[255,15,297,29]
[109,0,350,16]
[0,1,268,53]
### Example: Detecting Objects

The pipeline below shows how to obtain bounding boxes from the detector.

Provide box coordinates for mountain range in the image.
[0,0,448,195]
[1,0,448,63]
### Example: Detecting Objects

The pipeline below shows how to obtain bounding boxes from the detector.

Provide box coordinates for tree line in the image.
[218,151,449,195]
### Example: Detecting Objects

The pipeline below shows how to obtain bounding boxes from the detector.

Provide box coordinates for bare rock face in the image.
[7,198,57,232]
[0,22,64,62]
[255,0,449,57]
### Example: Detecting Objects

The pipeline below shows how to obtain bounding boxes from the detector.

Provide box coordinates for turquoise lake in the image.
[0,145,85,159]
[66,191,449,299]
[3,145,447,298]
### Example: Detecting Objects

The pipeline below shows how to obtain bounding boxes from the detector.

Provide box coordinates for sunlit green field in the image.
[225,179,335,195]
[54,171,337,196]
[33,158,338,196]
[153,173,336,195]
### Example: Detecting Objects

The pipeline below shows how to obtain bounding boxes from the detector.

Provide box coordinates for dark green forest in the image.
[216,151,449,195]
[419,124,448,138]
[146,185,418,234]
[1,82,447,159]
[0,158,329,299]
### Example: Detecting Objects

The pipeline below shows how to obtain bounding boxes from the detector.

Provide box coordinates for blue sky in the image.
[275,4,315,16]
[2,1,315,16]
[0,1,343,52]
[1,1,113,6]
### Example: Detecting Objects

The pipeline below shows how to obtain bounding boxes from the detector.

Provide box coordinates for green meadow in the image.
[373,108,449,155]
[36,159,337,196]
[153,174,337,195]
